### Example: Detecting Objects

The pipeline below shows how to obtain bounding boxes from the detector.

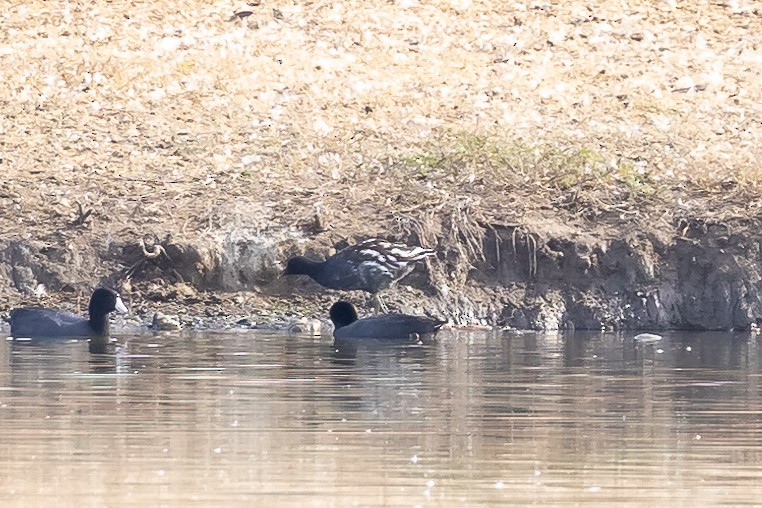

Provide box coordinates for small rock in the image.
[174,283,197,299]
[32,284,47,298]
[287,317,323,335]
[152,312,182,331]
[236,317,256,328]
[634,333,662,343]
[229,11,253,21]
[252,318,289,331]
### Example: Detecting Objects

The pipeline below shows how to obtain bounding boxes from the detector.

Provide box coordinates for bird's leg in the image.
[373,293,389,314]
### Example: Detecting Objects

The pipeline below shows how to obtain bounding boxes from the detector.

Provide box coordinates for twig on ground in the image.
[70,202,93,227]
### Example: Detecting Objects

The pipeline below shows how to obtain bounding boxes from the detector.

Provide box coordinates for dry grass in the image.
[2,0,762,245]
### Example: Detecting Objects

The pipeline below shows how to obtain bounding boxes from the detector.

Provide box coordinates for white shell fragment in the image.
[634,333,663,343]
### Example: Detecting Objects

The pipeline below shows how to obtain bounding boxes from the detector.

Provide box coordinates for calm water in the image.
[0,329,760,506]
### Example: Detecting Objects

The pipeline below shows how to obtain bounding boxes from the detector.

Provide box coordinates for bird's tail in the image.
[431,317,447,330]
[390,245,436,261]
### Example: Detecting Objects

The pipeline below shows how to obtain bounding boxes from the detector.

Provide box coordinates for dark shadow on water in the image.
[669,331,754,370]
[9,337,114,355]
[331,337,435,362]
[88,352,117,373]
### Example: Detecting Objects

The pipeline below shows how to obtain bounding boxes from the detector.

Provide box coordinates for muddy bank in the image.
[2,0,762,333]
[475,221,762,331]
[1,212,761,332]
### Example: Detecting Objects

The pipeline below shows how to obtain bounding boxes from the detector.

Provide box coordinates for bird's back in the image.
[9,308,93,338]
[328,239,436,293]
[334,313,446,340]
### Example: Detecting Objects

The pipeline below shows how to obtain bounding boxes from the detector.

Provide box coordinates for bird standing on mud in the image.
[283,238,436,313]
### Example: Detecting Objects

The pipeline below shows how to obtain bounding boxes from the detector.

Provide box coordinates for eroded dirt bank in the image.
[2,1,762,331]
[2,210,760,332]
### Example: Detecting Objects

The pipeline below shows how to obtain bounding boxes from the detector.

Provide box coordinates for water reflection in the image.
[0,330,760,505]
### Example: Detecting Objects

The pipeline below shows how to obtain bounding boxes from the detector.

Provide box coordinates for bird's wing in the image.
[324,239,436,292]
[380,241,436,262]
[321,242,394,290]
[353,241,435,274]
[349,239,435,290]
[354,239,436,262]
[335,314,445,340]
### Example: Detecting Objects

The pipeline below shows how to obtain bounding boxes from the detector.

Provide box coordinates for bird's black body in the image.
[284,239,436,312]
[329,301,446,340]
[9,287,128,340]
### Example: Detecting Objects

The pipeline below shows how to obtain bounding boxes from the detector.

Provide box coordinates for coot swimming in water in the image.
[329,300,446,340]
[8,287,128,352]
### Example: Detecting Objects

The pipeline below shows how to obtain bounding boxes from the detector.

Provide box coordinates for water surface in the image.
[0,330,760,506]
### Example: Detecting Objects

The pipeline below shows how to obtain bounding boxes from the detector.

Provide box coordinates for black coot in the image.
[9,287,128,351]
[329,300,446,340]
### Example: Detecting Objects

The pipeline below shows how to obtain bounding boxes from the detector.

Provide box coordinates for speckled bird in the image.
[283,238,436,313]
